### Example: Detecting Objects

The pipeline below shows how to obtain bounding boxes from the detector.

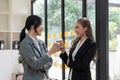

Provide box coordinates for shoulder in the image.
[87,38,96,47]
[89,41,96,50]
[19,37,32,49]
[20,39,29,46]
[91,40,96,45]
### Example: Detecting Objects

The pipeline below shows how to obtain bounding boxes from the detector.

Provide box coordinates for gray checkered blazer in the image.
[19,35,52,80]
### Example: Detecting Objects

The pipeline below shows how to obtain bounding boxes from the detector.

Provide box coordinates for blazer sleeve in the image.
[68,42,96,70]
[19,41,51,71]
[40,42,53,71]
[59,52,68,64]
[43,57,53,71]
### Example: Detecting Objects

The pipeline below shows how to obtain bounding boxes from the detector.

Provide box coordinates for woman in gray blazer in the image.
[19,15,60,80]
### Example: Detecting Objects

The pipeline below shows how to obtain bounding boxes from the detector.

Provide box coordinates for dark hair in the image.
[20,15,42,42]
[77,17,94,40]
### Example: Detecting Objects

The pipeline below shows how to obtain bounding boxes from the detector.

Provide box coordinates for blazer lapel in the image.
[75,38,91,60]
[25,35,41,58]
[30,42,42,58]
[38,41,47,56]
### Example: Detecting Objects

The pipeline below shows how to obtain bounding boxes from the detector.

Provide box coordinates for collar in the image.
[28,35,38,43]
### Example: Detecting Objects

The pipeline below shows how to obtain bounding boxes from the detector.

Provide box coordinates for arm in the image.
[68,43,96,70]
[40,42,53,71]
[43,57,53,71]
[59,52,68,64]
[19,41,51,71]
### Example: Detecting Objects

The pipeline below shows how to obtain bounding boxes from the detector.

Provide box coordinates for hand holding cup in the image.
[56,39,65,53]
[48,42,61,55]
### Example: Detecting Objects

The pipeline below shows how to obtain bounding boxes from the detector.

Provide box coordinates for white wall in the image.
[0,50,20,80]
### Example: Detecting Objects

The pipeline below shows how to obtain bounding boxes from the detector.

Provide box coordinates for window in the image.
[33,0,45,41]
[109,3,120,80]
[87,0,96,80]
[65,0,82,79]
[47,0,62,79]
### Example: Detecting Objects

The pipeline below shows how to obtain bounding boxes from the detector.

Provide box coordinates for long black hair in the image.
[20,15,42,42]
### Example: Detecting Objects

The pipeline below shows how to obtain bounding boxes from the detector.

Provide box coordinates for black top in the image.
[60,38,96,80]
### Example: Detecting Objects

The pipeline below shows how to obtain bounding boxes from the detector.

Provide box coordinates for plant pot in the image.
[18,64,24,73]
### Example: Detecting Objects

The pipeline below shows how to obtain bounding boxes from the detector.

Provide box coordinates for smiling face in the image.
[75,22,87,38]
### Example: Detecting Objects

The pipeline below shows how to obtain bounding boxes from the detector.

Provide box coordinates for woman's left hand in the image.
[60,46,65,53]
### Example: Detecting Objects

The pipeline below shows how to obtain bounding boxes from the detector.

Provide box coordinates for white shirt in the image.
[29,35,42,54]
[68,37,87,79]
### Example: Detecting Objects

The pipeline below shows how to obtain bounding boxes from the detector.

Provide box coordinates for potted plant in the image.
[18,56,24,73]
[18,56,23,64]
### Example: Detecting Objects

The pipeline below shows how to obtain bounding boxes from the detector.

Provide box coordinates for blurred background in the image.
[0,0,120,80]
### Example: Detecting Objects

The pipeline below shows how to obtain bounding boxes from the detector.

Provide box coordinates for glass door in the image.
[109,0,120,79]
[33,0,97,79]
[33,0,62,79]
[87,0,96,80]
[33,0,45,41]
[47,0,62,79]
[64,0,82,79]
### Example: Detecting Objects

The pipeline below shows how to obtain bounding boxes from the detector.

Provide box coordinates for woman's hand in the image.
[60,46,65,54]
[48,43,60,55]
[56,40,65,53]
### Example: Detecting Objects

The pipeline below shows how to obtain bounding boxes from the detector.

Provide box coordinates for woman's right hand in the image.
[48,43,60,55]
[56,40,65,53]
